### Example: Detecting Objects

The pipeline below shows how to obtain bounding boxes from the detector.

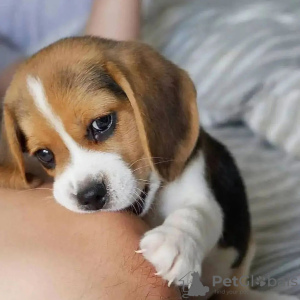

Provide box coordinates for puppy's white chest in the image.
[144,153,214,227]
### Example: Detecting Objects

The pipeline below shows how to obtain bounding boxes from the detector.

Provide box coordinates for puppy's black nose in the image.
[77,182,107,210]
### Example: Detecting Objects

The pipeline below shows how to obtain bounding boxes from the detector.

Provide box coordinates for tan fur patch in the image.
[1,37,199,188]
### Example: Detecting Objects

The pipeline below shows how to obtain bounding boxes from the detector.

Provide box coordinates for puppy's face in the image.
[23,74,152,214]
[0,38,199,214]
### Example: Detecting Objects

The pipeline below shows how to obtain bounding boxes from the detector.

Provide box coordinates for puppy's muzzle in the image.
[77,182,107,211]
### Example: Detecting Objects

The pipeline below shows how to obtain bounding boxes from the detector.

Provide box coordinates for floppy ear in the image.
[0,106,41,189]
[106,42,199,181]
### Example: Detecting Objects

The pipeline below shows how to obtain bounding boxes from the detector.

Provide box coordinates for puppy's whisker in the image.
[152,159,175,165]
[129,157,169,168]
[136,179,165,189]
[129,158,149,168]
[135,186,144,192]
[135,187,150,198]
[133,191,144,207]
[133,189,154,215]
[134,188,142,197]
[132,165,152,173]
[131,193,140,215]
[134,189,144,199]
[132,159,175,173]
[137,179,151,183]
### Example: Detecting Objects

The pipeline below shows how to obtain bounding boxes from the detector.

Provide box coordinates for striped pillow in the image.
[143,0,300,158]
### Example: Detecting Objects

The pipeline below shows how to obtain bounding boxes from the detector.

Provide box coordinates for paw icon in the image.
[256,276,267,287]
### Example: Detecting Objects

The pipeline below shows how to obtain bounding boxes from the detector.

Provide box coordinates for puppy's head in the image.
[0,37,199,214]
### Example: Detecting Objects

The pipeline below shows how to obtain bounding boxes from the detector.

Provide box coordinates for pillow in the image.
[245,69,300,159]
[143,0,300,159]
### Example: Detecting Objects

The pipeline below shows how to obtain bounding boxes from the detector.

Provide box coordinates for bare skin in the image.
[0,185,181,300]
[85,0,141,40]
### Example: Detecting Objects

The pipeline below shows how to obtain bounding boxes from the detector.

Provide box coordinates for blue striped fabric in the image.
[143,0,300,156]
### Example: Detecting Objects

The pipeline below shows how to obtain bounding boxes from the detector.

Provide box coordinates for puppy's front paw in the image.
[137,225,203,286]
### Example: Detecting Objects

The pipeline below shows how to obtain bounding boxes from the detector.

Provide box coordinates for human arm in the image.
[0,185,181,300]
[85,0,141,40]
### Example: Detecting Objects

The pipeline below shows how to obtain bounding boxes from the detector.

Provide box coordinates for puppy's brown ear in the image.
[0,106,41,189]
[106,42,199,181]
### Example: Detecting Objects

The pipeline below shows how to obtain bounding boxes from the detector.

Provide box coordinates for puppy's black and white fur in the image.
[139,129,250,291]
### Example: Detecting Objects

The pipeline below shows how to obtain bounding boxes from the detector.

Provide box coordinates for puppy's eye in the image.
[88,113,116,142]
[35,149,55,169]
[92,115,112,131]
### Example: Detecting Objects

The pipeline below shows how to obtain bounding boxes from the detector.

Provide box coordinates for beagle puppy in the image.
[1,37,288,299]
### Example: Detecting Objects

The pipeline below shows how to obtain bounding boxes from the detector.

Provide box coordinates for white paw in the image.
[137,225,203,286]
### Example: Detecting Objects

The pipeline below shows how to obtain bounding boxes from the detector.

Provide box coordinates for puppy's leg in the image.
[212,239,299,300]
[139,153,223,285]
